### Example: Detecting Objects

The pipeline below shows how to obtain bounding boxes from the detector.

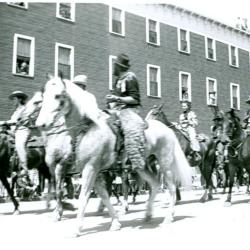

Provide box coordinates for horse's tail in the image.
[172,134,192,188]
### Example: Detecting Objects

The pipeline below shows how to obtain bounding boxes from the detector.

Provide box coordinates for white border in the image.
[56,3,75,22]
[205,37,217,61]
[230,82,240,110]
[109,6,125,37]
[146,18,160,46]
[146,64,161,98]
[206,77,217,106]
[228,45,239,67]
[12,33,35,77]
[179,71,191,102]
[55,42,74,80]
[109,55,117,90]
[177,28,190,54]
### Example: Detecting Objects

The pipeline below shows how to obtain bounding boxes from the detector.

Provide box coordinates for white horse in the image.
[22,91,74,220]
[36,76,192,236]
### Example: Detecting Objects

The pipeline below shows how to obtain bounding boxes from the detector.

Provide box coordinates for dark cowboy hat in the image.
[9,91,28,100]
[114,53,130,69]
[246,95,250,104]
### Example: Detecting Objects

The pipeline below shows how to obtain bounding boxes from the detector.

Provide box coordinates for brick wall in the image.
[0,3,249,135]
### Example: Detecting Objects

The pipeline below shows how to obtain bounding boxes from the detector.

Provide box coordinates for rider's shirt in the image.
[113,72,141,109]
[179,110,198,129]
[8,105,26,131]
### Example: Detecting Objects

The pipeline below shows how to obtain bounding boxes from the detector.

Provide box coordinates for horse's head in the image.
[145,104,173,127]
[36,74,71,129]
[221,109,242,142]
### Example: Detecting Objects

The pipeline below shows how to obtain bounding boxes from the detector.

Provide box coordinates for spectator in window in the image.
[18,61,29,75]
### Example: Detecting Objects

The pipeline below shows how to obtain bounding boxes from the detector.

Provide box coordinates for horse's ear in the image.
[58,70,64,80]
[46,73,54,80]
[159,103,164,110]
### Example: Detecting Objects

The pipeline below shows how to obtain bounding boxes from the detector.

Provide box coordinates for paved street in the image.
[0,188,250,250]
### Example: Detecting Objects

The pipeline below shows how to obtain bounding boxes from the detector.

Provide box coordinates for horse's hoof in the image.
[200,197,206,203]
[208,195,213,201]
[13,209,20,215]
[144,214,152,222]
[224,201,232,207]
[109,219,121,231]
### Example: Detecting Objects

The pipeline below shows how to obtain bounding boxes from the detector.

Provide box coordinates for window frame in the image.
[109,6,125,37]
[109,55,117,90]
[146,64,161,98]
[7,2,28,9]
[146,18,160,46]
[228,45,239,67]
[55,42,74,80]
[56,2,75,22]
[205,37,216,61]
[179,71,192,102]
[230,83,240,110]
[12,33,35,77]
[177,28,190,54]
[206,77,217,106]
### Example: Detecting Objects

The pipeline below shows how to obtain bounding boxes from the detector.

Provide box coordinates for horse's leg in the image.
[0,174,19,214]
[94,173,121,231]
[121,170,129,212]
[136,168,159,221]
[75,163,97,236]
[176,186,181,202]
[54,162,64,221]
[225,163,236,206]
[161,170,176,225]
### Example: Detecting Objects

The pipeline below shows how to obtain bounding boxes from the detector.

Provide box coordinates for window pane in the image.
[112,20,122,33]
[150,68,157,82]
[181,74,188,88]
[150,82,158,96]
[58,64,70,79]
[17,38,31,57]
[149,20,156,32]
[180,30,186,40]
[149,31,157,43]
[58,47,70,65]
[112,8,121,21]
[59,3,71,19]
[208,80,214,92]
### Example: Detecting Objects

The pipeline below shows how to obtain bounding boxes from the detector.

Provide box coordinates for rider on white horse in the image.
[105,53,146,171]
[178,100,201,162]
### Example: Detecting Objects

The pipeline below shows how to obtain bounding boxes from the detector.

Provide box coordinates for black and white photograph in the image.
[0,0,250,249]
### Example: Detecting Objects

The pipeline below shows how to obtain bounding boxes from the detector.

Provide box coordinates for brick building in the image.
[0,2,249,134]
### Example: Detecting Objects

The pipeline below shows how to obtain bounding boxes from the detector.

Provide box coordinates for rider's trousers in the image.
[15,128,29,170]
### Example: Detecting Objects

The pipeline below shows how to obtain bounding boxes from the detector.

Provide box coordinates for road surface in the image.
[0,188,249,250]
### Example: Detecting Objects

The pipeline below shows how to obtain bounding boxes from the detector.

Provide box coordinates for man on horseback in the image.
[243,95,250,131]
[6,91,30,173]
[178,101,201,162]
[73,74,87,90]
[105,53,146,171]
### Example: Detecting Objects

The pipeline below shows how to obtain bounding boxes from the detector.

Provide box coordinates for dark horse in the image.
[0,126,19,214]
[221,109,250,205]
[146,104,216,202]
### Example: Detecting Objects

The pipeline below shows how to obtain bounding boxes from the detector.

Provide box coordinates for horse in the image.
[221,109,250,205]
[21,91,76,219]
[35,75,192,235]
[145,104,216,202]
[0,125,19,214]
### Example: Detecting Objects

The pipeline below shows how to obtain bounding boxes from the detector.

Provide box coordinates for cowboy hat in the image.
[114,53,130,69]
[73,75,88,86]
[245,95,250,104]
[9,91,28,100]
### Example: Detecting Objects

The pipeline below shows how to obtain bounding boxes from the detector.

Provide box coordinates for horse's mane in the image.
[62,79,103,126]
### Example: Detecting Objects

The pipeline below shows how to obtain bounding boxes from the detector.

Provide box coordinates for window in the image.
[55,43,74,80]
[12,34,35,77]
[146,19,160,45]
[7,2,28,9]
[147,64,161,98]
[205,37,216,61]
[109,7,125,36]
[206,77,217,106]
[229,45,239,67]
[178,29,190,53]
[109,55,117,90]
[56,3,75,22]
[179,72,191,102]
[230,83,240,110]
